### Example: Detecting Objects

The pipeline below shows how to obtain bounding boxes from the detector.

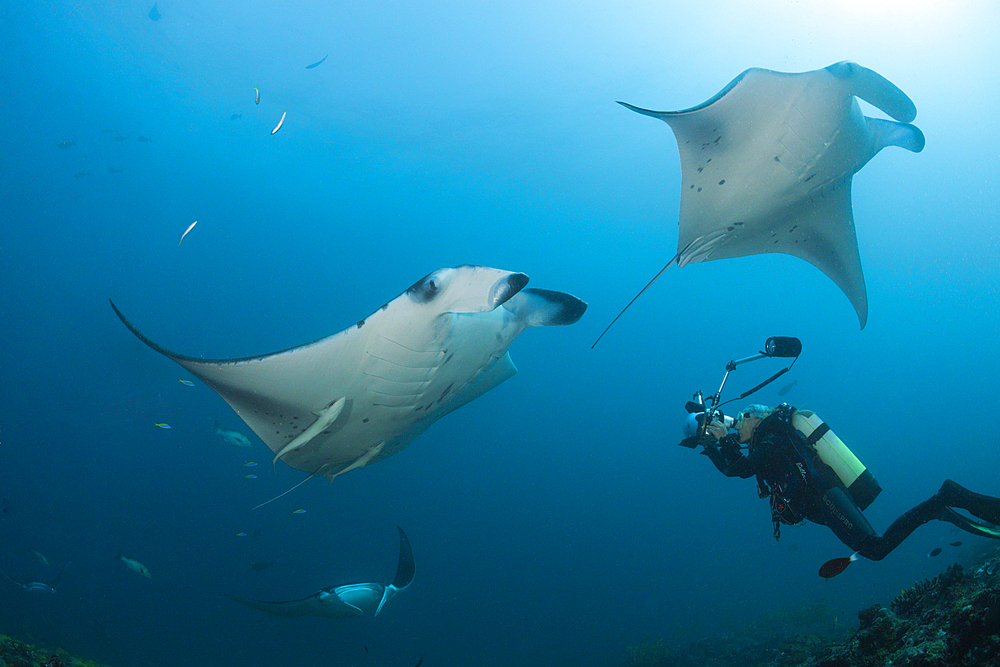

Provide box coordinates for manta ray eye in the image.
[406,272,444,303]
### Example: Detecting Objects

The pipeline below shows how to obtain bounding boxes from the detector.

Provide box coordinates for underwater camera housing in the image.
[679,336,801,448]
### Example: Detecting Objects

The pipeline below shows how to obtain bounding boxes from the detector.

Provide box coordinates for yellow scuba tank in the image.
[792,409,881,510]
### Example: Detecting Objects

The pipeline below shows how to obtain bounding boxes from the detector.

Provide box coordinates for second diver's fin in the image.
[939,506,1000,539]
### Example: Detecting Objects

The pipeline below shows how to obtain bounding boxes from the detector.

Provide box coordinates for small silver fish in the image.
[215,420,252,447]
[254,87,260,105]
[118,553,151,578]
[270,111,286,135]
[178,220,198,245]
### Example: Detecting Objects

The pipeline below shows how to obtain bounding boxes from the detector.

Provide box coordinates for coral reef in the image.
[618,546,1000,667]
[0,635,109,667]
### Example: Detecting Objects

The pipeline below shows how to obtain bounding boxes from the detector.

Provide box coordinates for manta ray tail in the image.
[252,467,323,510]
[591,240,697,348]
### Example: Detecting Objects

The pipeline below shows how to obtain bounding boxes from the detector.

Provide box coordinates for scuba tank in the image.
[791,409,882,510]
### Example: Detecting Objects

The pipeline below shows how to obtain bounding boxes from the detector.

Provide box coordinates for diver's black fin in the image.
[939,507,1000,539]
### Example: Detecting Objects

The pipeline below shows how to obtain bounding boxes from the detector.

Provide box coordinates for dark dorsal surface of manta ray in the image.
[225,526,415,618]
[616,61,925,332]
[111,265,587,486]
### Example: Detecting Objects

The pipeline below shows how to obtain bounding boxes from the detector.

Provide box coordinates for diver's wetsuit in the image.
[702,408,1000,560]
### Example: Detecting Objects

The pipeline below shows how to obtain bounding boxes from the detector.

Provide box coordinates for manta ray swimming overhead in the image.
[226,526,414,618]
[595,61,924,344]
[111,265,586,503]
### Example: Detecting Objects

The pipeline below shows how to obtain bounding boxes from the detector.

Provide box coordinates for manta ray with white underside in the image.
[595,61,924,345]
[111,265,586,497]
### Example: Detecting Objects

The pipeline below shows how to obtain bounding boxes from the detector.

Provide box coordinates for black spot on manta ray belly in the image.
[718,179,725,185]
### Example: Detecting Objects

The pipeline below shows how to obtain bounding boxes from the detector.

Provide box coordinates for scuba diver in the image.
[701,403,1000,560]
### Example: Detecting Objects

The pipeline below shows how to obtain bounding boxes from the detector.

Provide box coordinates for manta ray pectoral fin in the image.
[324,441,385,483]
[501,288,588,327]
[272,397,346,464]
[390,526,415,590]
[376,526,415,616]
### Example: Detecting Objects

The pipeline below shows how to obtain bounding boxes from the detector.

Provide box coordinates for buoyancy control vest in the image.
[749,408,826,535]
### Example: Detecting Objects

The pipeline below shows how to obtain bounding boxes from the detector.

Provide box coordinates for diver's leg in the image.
[865,495,949,560]
[815,486,880,557]
[936,479,1000,525]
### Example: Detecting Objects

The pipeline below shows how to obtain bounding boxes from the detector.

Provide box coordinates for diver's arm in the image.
[702,434,754,478]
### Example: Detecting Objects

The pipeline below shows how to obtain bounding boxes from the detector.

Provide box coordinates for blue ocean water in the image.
[2,1,999,665]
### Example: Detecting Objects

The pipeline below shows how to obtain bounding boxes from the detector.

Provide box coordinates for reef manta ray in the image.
[226,526,414,618]
[596,61,924,343]
[111,265,586,503]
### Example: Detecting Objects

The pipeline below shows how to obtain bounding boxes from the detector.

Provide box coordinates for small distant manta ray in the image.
[230,113,241,121]
[110,266,586,506]
[215,420,252,448]
[778,379,797,396]
[148,3,160,21]
[1,563,70,594]
[305,54,328,69]
[595,61,925,345]
[226,526,413,618]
